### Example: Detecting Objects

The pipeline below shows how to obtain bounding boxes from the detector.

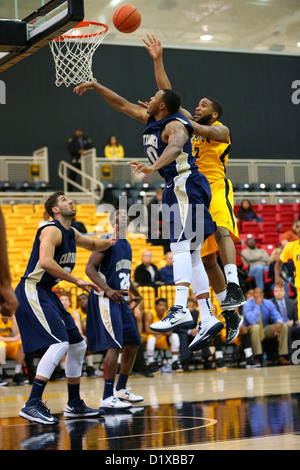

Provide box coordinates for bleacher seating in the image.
[2,200,299,306]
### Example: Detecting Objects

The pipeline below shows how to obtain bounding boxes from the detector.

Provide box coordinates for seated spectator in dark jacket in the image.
[134,250,162,287]
[159,252,174,285]
[236,199,258,222]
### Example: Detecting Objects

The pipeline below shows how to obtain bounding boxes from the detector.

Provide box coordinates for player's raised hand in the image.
[142,32,162,60]
[73,82,96,96]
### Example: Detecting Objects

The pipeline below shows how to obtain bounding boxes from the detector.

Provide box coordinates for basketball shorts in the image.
[86,291,141,352]
[162,170,215,247]
[201,178,240,257]
[15,279,83,354]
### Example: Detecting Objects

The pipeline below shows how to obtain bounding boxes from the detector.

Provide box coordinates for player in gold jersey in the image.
[143,33,244,343]
[275,219,300,323]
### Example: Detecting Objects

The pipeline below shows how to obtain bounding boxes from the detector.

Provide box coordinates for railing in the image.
[58,160,104,204]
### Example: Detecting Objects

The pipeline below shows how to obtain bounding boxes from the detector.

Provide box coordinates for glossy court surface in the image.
[1,365,300,451]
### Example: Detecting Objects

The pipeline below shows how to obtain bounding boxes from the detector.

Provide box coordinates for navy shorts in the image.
[162,170,215,246]
[15,280,83,354]
[86,291,141,352]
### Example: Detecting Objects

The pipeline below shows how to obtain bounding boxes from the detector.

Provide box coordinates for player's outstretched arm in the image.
[142,32,171,90]
[190,120,230,143]
[74,224,118,252]
[73,81,148,123]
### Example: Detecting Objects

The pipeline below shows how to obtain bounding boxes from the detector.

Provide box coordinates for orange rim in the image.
[55,21,108,40]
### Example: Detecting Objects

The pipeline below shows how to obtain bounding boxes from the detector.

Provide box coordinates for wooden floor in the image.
[1,365,300,451]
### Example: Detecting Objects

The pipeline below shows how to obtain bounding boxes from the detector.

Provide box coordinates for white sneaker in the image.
[189,316,224,352]
[114,388,144,403]
[150,306,194,332]
[100,395,132,410]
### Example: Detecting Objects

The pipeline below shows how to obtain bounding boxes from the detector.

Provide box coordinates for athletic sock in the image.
[67,383,80,404]
[174,285,189,310]
[116,373,128,391]
[26,378,47,405]
[103,379,114,399]
[197,298,213,321]
[224,264,240,285]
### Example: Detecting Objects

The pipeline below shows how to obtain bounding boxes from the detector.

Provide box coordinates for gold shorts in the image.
[0,340,22,360]
[201,178,239,257]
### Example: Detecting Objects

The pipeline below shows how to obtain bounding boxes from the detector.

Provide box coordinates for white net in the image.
[49,22,108,87]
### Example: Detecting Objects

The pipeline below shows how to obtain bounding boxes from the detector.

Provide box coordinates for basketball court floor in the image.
[1,365,300,451]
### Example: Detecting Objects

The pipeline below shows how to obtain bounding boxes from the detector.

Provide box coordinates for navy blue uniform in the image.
[15,220,82,354]
[86,237,140,352]
[143,112,215,245]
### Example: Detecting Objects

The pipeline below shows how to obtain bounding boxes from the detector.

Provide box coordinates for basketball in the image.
[113,4,141,33]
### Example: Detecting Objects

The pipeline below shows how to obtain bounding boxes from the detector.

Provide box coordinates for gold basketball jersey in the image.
[192,120,231,184]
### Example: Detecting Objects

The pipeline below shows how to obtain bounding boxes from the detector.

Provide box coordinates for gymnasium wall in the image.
[0,43,299,187]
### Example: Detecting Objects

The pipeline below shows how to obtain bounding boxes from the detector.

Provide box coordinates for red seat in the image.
[260,232,280,244]
[275,204,295,214]
[239,221,260,235]
[259,222,279,233]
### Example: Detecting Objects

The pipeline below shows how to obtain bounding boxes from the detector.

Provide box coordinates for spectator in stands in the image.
[104,135,124,160]
[39,211,51,228]
[174,297,199,371]
[134,249,162,287]
[0,313,25,385]
[236,199,258,222]
[147,188,170,254]
[243,287,290,365]
[67,127,93,190]
[279,220,299,247]
[76,293,88,332]
[0,207,18,317]
[241,236,270,289]
[208,303,260,369]
[159,251,174,285]
[144,297,181,372]
[271,285,300,352]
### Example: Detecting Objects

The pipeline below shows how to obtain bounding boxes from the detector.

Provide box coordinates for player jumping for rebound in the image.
[74,82,225,352]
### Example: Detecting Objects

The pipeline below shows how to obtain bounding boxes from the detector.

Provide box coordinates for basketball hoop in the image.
[49,21,108,87]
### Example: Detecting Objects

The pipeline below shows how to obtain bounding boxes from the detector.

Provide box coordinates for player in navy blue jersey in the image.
[74,83,224,352]
[15,192,117,425]
[85,209,144,411]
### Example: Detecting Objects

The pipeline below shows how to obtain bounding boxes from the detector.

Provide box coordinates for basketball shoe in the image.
[100,395,132,411]
[114,388,144,403]
[189,316,224,352]
[222,309,243,344]
[220,283,246,310]
[19,400,59,425]
[150,306,194,333]
[64,399,104,419]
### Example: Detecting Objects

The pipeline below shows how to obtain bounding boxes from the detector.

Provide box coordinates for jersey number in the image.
[146,146,159,164]
[119,272,130,290]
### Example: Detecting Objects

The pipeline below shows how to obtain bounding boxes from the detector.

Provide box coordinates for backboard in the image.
[0,0,85,72]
